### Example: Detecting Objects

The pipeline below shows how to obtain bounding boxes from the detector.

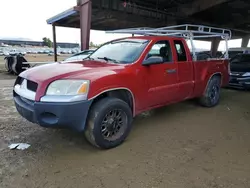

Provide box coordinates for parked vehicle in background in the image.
[13,24,230,149]
[64,49,95,62]
[3,51,10,56]
[6,49,26,56]
[193,51,212,60]
[197,51,223,58]
[229,53,250,89]
[228,47,250,59]
[48,52,61,56]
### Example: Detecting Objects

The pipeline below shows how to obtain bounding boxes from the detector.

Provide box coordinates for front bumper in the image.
[13,92,93,132]
[229,75,250,89]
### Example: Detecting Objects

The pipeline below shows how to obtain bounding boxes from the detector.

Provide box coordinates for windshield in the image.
[89,39,149,64]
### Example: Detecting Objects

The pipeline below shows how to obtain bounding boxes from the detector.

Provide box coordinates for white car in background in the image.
[63,49,95,62]
[48,52,61,56]
[3,52,9,56]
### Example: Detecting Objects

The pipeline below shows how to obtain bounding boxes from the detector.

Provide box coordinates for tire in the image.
[4,57,10,72]
[199,76,221,107]
[4,56,14,74]
[84,97,133,149]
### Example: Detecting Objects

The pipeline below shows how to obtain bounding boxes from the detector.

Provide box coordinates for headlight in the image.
[46,80,89,95]
[40,80,90,102]
[242,72,250,77]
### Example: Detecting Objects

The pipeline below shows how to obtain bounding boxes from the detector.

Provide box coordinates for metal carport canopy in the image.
[46,0,250,61]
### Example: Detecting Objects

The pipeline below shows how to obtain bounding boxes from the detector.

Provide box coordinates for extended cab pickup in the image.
[13,35,229,149]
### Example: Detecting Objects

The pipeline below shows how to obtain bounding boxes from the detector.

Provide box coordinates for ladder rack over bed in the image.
[106,24,232,60]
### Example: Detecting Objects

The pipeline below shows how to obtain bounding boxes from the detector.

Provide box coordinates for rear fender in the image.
[202,72,222,95]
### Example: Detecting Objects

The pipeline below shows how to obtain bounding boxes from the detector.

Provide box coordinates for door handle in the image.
[166,69,176,74]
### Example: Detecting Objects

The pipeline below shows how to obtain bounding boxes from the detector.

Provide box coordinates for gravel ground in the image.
[0,72,250,188]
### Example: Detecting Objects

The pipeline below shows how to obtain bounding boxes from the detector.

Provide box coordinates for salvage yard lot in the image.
[0,54,69,78]
[0,59,250,188]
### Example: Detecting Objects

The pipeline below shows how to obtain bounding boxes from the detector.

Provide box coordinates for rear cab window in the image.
[173,40,187,62]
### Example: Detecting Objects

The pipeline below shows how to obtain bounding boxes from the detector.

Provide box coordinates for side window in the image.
[146,40,173,63]
[174,40,187,62]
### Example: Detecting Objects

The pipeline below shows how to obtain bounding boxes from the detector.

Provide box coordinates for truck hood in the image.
[20,60,125,83]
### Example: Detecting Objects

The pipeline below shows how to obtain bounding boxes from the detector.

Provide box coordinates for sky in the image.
[0,0,247,50]
[0,0,130,44]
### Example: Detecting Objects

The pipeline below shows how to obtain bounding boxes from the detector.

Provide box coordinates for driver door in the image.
[144,40,179,107]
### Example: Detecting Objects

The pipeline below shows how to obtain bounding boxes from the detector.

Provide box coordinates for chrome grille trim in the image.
[14,79,36,101]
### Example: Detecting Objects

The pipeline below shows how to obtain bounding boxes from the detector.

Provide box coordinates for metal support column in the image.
[79,0,92,50]
[241,35,249,48]
[52,24,57,62]
[190,37,196,61]
[225,37,229,59]
[211,38,220,57]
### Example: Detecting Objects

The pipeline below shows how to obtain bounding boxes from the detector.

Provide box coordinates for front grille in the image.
[231,72,243,75]
[230,78,239,84]
[14,76,38,92]
[14,76,24,85]
[27,80,38,92]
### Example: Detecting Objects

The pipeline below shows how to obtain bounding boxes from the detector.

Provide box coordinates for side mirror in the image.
[142,56,163,66]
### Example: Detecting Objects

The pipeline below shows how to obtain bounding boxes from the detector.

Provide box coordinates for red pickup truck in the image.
[13,35,229,149]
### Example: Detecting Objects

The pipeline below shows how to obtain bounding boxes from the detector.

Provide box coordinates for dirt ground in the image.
[0,58,250,188]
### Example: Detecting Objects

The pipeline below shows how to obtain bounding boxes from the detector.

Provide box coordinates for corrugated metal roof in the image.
[47,7,77,25]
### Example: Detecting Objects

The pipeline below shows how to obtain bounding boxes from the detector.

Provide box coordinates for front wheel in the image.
[199,76,221,107]
[84,97,133,149]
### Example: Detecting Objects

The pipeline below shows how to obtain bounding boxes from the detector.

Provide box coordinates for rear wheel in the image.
[84,97,133,149]
[199,76,221,107]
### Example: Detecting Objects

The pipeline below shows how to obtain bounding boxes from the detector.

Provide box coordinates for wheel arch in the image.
[199,72,222,107]
[211,72,222,84]
[203,72,222,94]
[89,88,136,116]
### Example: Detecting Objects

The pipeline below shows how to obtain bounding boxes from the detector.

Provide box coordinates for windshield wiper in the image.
[97,57,120,64]
[85,56,95,60]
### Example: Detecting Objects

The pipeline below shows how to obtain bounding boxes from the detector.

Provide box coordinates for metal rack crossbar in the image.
[106,24,232,60]
[106,24,232,39]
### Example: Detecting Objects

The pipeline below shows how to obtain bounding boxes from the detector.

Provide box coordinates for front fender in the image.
[87,74,142,115]
[88,74,137,99]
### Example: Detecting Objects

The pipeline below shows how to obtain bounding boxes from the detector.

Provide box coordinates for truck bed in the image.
[192,59,229,97]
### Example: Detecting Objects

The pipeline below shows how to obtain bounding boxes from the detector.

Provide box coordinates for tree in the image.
[89,41,95,48]
[89,41,103,48]
[42,37,53,48]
